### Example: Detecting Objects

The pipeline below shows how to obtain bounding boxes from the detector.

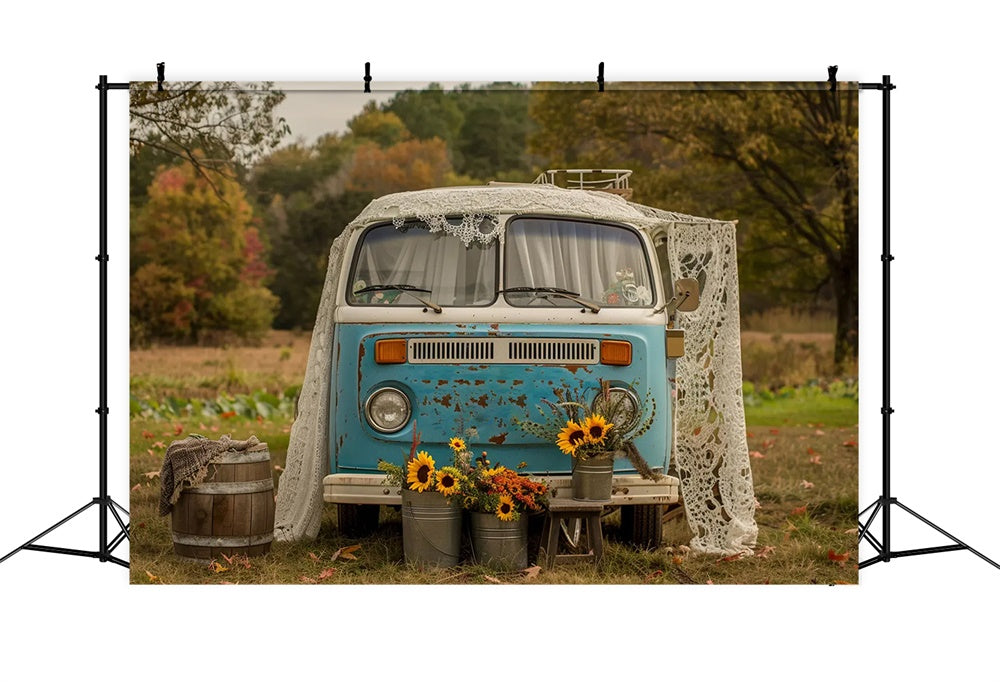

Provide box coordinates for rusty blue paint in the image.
[330,323,672,476]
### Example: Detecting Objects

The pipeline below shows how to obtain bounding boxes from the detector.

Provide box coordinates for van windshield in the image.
[504,217,655,307]
[349,222,498,307]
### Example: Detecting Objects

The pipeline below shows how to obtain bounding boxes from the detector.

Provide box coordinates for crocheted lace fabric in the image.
[274,185,757,555]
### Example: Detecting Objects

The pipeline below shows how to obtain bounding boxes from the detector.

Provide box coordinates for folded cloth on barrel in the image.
[158,434,261,516]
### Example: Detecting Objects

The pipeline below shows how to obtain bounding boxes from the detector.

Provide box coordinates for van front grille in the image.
[408,338,599,365]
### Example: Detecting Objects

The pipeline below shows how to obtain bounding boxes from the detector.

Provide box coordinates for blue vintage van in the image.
[321,171,697,547]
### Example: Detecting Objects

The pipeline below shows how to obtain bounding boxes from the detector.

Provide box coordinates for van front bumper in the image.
[323,472,680,506]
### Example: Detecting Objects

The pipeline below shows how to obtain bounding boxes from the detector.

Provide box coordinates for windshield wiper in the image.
[354,284,442,313]
[500,286,601,313]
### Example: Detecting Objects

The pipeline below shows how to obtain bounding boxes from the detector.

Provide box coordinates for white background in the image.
[1,2,997,678]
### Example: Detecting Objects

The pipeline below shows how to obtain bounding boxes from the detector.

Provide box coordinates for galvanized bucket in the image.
[572,453,614,501]
[401,489,462,567]
[469,512,529,570]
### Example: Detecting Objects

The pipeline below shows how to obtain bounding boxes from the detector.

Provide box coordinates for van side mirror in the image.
[673,278,700,312]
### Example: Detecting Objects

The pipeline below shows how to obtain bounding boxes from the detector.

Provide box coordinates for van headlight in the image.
[591,386,640,431]
[365,387,411,433]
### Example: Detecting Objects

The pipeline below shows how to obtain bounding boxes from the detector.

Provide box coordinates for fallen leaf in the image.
[308,552,321,562]
[716,553,744,563]
[800,480,815,489]
[318,567,336,581]
[199,423,208,430]
[145,570,159,583]
[522,565,541,580]
[769,428,780,435]
[754,499,762,509]
[141,430,154,439]
[843,439,857,447]
[749,450,765,459]
[678,545,691,555]
[809,455,823,465]
[671,555,684,565]
[210,425,219,432]
[209,560,229,573]
[143,470,160,479]
[706,579,714,585]
[131,483,141,492]
[760,439,775,449]
[483,575,504,584]
[807,447,816,455]
[256,415,264,423]
[152,441,166,449]
[337,544,361,561]
[815,429,826,436]
[174,423,184,435]
[220,411,236,419]
[274,465,284,472]
[790,505,808,516]
[756,545,777,558]
[746,431,754,438]
[828,549,851,566]
[300,576,318,584]
[645,569,664,583]
[219,581,235,585]
[221,553,235,564]
[282,427,291,433]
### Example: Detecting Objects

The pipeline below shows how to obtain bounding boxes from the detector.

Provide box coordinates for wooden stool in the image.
[541,498,605,568]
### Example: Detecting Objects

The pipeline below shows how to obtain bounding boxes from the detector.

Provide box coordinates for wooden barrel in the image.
[171,445,274,561]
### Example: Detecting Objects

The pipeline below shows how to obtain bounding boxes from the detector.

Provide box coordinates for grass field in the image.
[129,329,858,585]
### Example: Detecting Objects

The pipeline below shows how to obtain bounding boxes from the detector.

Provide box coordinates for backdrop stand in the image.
[858,75,999,571]
[0,75,130,570]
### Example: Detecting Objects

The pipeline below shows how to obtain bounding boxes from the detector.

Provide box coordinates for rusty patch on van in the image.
[489,432,508,445]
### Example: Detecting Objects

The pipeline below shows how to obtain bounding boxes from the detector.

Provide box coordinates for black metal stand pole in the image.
[0,75,130,570]
[858,75,999,572]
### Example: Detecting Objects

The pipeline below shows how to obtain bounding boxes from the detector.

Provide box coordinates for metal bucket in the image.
[572,454,614,501]
[469,512,528,570]
[401,489,462,567]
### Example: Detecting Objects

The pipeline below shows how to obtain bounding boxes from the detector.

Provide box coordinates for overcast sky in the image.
[272,82,484,146]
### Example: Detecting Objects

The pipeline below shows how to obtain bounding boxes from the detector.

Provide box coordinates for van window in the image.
[505,217,655,307]
[349,222,498,307]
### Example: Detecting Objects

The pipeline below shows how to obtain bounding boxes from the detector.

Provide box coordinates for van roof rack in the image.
[532,168,633,199]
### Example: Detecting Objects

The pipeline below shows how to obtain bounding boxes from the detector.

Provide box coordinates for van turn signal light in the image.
[600,340,632,366]
[375,339,407,364]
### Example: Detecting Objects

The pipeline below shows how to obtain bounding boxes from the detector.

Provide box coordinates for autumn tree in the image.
[530,84,859,369]
[382,83,535,181]
[131,160,278,344]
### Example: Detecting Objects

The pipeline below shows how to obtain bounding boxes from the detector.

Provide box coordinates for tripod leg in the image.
[0,500,98,564]
[893,500,1000,571]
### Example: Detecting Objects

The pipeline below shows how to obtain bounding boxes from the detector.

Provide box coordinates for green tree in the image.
[530,84,859,369]
[131,160,278,343]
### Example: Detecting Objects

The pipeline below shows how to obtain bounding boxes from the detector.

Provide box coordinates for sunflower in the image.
[406,451,435,492]
[556,421,588,456]
[448,436,467,453]
[583,414,613,446]
[496,494,516,521]
[436,466,462,496]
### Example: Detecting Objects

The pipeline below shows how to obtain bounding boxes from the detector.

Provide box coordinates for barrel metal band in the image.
[171,531,273,548]
[183,480,273,495]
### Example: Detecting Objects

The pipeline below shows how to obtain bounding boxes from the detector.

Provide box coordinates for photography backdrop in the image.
[2,3,999,677]
[128,81,857,584]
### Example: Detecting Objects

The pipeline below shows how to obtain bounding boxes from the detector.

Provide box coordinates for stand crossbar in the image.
[0,75,130,571]
[858,75,998,572]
